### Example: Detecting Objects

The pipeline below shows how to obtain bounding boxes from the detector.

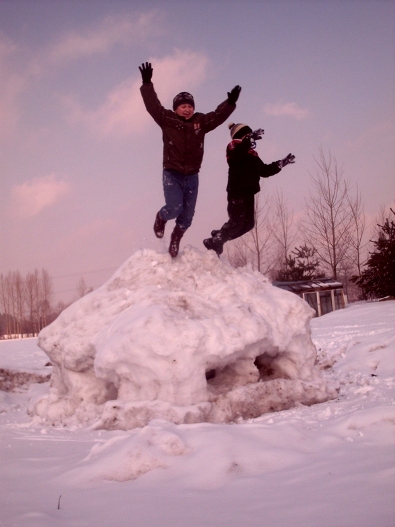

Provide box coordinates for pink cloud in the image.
[264,102,309,120]
[11,174,70,219]
[64,49,209,137]
[49,11,165,63]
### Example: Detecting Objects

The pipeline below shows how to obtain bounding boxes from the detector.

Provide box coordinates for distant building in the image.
[273,278,347,317]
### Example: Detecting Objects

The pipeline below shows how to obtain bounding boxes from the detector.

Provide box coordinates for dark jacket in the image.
[140,82,236,175]
[226,136,281,198]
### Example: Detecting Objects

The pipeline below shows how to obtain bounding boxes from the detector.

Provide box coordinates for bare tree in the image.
[271,189,298,271]
[39,269,53,330]
[5,273,18,334]
[346,186,367,276]
[0,271,25,335]
[76,277,93,299]
[14,271,25,334]
[226,193,279,275]
[0,274,13,335]
[25,270,40,333]
[302,148,355,279]
[0,268,55,337]
[371,203,394,241]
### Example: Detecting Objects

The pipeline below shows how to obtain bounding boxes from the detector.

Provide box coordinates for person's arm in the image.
[260,154,296,178]
[139,62,171,126]
[276,153,296,169]
[140,82,166,126]
[203,86,241,132]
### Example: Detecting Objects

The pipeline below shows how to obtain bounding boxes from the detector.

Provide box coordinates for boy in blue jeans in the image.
[203,122,295,256]
[139,62,241,257]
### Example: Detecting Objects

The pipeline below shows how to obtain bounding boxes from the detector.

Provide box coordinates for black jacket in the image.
[226,136,281,198]
[140,82,236,175]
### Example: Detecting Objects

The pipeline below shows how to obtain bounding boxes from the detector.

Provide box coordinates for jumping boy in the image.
[203,122,295,256]
[139,62,241,257]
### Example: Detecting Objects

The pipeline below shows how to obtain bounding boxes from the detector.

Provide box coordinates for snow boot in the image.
[169,225,185,258]
[154,211,167,238]
[203,237,224,257]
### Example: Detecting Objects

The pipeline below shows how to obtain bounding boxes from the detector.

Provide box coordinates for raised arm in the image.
[203,85,242,133]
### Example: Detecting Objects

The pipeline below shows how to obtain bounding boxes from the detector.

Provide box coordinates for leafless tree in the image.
[0,274,13,335]
[346,186,367,276]
[0,271,25,335]
[0,268,55,336]
[76,277,93,299]
[271,189,298,272]
[370,203,394,240]
[302,148,355,279]
[14,271,25,334]
[25,270,40,333]
[39,269,53,329]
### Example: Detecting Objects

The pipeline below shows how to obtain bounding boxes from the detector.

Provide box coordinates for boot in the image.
[154,211,167,238]
[169,225,185,258]
[203,236,224,257]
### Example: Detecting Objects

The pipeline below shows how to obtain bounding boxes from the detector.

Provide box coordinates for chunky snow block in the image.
[31,247,337,429]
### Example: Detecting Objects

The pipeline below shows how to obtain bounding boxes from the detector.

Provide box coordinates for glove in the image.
[277,153,295,168]
[227,85,241,105]
[251,128,264,141]
[139,62,153,84]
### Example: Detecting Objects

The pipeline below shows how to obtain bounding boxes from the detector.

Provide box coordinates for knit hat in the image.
[228,122,252,140]
[173,92,195,111]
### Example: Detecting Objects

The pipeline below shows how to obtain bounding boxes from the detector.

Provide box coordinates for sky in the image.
[1,0,394,303]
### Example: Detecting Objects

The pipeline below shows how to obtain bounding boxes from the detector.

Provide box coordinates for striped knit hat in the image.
[228,122,252,139]
[173,92,195,111]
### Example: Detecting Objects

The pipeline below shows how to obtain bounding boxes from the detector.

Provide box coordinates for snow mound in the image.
[31,247,337,429]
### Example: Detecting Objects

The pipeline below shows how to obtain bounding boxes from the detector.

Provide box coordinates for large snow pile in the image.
[32,247,337,429]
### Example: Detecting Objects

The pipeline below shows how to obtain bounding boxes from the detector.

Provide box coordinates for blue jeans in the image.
[159,169,199,230]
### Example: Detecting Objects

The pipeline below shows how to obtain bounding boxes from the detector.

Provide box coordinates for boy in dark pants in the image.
[139,62,241,257]
[203,122,295,256]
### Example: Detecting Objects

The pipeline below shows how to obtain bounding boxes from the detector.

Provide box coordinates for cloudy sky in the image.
[1,0,394,302]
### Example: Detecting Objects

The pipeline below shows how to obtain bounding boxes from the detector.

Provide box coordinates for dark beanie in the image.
[173,92,195,111]
[228,122,252,140]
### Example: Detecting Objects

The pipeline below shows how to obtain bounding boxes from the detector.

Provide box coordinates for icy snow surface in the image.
[32,247,336,429]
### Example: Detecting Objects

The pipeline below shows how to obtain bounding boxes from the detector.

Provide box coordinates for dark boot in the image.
[154,211,167,238]
[169,225,185,258]
[203,236,224,257]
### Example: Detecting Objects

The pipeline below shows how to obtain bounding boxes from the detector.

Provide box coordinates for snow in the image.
[32,247,336,429]
[0,250,394,527]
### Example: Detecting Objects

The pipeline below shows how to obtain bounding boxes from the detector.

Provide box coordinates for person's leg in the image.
[175,173,199,231]
[203,197,248,256]
[159,169,185,221]
[218,196,249,241]
[227,194,255,240]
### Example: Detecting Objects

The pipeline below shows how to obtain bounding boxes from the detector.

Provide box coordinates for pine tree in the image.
[352,209,395,299]
[275,245,325,281]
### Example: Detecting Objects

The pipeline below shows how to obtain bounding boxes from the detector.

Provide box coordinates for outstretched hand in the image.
[251,128,265,140]
[278,153,296,168]
[227,85,241,105]
[139,62,153,83]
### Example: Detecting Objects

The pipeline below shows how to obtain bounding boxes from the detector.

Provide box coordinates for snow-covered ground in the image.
[1,289,394,526]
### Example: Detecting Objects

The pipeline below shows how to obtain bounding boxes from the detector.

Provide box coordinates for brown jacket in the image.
[140,82,236,175]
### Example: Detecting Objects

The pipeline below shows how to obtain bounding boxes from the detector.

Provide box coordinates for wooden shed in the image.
[273,278,347,317]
